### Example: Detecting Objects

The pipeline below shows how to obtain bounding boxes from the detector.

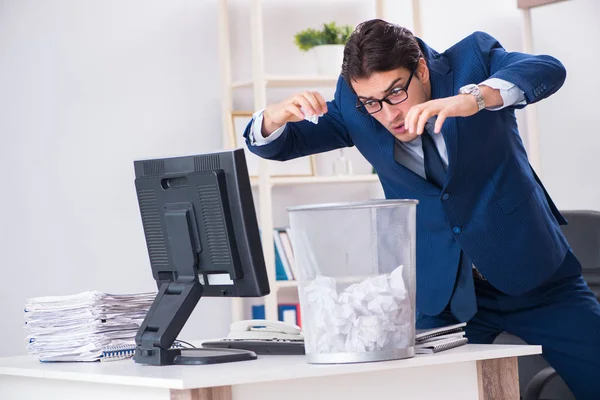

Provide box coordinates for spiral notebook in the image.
[101,342,186,362]
[415,322,466,342]
[415,322,468,354]
[415,337,469,354]
[101,343,138,362]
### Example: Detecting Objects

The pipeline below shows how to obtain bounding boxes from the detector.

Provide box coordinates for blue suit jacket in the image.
[245,32,569,316]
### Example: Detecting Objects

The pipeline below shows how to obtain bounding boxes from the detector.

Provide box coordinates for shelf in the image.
[274,280,299,289]
[270,174,379,186]
[250,174,380,187]
[231,79,253,89]
[250,174,379,187]
[232,75,338,89]
[274,275,384,290]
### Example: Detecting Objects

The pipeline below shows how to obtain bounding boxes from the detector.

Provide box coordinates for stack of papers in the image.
[24,291,156,362]
[415,322,468,354]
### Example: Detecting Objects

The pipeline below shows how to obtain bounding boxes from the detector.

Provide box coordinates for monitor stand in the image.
[133,281,258,365]
[133,203,256,366]
[172,348,256,365]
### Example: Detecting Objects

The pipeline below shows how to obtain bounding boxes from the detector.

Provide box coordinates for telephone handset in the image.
[227,319,303,341]
[201,319,305,355]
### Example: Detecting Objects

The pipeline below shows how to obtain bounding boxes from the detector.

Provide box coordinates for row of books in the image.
[252,303,301,328]
[273,227,296,281]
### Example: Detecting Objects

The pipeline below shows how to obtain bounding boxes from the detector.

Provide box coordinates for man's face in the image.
[352,61,429,142]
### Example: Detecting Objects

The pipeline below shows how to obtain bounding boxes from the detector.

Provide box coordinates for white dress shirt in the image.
[248,78,525,179]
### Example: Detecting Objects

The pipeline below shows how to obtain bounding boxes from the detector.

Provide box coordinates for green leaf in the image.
[294,21,354,51]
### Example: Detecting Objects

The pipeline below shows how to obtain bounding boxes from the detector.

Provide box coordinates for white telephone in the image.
[227,319,303,341]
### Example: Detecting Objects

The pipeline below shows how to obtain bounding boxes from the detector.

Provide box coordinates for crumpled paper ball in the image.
[302,265,413,354]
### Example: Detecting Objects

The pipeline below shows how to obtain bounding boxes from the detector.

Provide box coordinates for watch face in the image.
[459,84,484,110]
[460,84,477,94]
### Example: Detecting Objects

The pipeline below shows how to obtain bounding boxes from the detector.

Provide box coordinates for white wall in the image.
[530,0,600,211]
[415,0,600,212]
[0,0,226,357]
[0,0,596,358]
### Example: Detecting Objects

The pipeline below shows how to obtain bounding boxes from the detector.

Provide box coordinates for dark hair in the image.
[341,19,422,89]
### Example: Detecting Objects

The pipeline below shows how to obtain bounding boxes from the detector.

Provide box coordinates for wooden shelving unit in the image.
[218,0,387,322]
[249,174,380,187]
[232,75,339,89]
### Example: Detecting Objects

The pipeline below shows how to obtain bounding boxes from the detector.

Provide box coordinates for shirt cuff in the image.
[249,109,286,146]
[479,78,526,111]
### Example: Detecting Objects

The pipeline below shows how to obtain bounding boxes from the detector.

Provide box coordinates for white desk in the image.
[0,344,540,400]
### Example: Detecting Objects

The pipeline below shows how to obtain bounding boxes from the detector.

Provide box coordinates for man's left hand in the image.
[405,94,479,135]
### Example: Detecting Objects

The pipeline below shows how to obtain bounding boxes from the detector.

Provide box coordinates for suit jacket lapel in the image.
[392,137,441,195]
[425,47,458,186]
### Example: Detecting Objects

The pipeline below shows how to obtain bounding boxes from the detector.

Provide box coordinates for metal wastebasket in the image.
[287,200,418,364]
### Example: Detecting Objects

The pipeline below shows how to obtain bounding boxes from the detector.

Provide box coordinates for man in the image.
[244,19,600,398]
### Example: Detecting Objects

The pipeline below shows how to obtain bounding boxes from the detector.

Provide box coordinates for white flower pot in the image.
[313,44,345,76]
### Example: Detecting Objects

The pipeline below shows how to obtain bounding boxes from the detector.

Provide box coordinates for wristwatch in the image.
[459,84,485,112]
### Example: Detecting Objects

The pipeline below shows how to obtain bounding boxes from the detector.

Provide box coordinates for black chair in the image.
[560,210,600,299]
[522,210,600,400]
[495,210,600,400]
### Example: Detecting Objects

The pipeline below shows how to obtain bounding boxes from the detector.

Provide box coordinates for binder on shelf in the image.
[277,228,296,277]
[273,228,294,280]
[274,242,289,281]
[296,303,302,328]
[259,227,288,281]
[278,304,298,326]
[252,303,301,328]
[251,305,266,320]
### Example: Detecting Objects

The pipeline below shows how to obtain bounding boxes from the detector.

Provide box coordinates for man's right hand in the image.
[261,91,328,137]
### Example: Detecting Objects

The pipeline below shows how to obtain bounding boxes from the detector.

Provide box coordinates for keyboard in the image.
[201,338,305,355]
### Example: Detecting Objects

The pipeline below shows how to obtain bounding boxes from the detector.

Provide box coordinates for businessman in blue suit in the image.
[244,19,600,398]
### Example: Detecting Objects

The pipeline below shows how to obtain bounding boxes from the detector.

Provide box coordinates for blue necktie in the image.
[421,132,446,188]
[421,131,477,322]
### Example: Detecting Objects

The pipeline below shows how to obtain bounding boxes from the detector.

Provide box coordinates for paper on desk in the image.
[24,291,156,362]
[302,265,413,354]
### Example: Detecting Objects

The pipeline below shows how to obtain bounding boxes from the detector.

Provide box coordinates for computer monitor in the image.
[132,148,269,366]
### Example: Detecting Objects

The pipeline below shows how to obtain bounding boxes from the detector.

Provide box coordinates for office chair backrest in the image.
[560,210,600,298]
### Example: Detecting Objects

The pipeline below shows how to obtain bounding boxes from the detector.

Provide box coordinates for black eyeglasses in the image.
[356,63,419,115]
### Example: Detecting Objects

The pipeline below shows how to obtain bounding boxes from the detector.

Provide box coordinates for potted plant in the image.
[294,22,353,76]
